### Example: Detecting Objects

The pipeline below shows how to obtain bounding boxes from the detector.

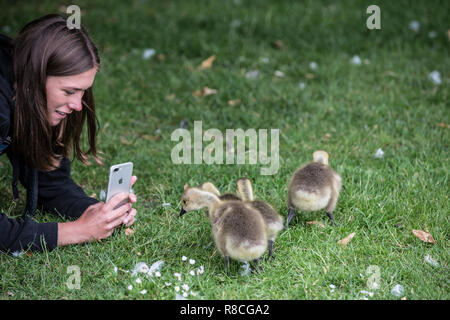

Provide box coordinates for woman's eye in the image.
[64,90,75,95]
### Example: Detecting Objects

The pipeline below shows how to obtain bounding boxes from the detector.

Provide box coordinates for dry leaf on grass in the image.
[306,221,325,228]
[412,229,436,244]
[124,228,135,236]
[120,137,132,145]
[197,55,216,70]
[142,134,159,141]
[192,87,218,97]
[228,99,241,107]
[338,232,356,248]
[272,39,284,49]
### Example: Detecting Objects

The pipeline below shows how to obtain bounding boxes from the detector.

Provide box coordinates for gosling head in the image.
[235,177,254,201]
[200,182,221,196]
[180,184,219,216]
[312,150,329,165]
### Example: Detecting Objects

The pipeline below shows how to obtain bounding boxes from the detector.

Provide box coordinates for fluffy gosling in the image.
[180,185,267,270]
[287,150,342,227]
[235,178,283,258]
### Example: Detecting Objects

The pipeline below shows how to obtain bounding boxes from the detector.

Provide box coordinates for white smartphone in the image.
[106,162,133,204]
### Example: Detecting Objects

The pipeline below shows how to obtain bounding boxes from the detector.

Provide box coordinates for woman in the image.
[0,14,137,253]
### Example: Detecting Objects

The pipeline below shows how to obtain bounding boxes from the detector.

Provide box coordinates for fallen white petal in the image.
[391,284,405,297]
[149,260,165,274]
[309,61,318,70]
[128,285,133,290]
[131,262,149,277]
[189,259,195,265]
[175,293,187,300]
[428,70,441,85]
[140,289,147,294]
[135,278,142,284]
[424,255,439,267]
[182,256,188,261]
[240,262,251,276]
[162,202,171,208]
[298,81,306,90]
[245,70,260,79]
[350,55,362,65]
[274,70,285,77]
[428,31,437,38]
[409,21,420,32]
[12,251,24,257]
[374,148,385,159]
[142,48,156,60]
[230,19,241,28]
[360,290,374,297]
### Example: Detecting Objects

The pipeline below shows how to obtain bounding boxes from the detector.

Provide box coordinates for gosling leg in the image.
[223,256,230,270]
[251,258,263,274]
[268,239,274,259]
[326,211,337,225]
[285,207,296,229]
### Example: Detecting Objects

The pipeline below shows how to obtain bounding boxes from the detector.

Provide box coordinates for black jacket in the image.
[0,34,98,253]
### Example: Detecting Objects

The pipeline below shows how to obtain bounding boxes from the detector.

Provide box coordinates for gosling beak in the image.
[179,207,187,217]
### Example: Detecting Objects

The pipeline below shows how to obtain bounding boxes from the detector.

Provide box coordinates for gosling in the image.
[287,150,342,227]
[180,185,267,270]
[235,178,283,259]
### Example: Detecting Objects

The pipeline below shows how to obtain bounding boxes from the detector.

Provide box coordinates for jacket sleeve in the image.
[37,157,99,220]
[0,213,57,253]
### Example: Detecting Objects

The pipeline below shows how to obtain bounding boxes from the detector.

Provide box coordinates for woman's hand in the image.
[57,175,138,246]
[58,192,131,246]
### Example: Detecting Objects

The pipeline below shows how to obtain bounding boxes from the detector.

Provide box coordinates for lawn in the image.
[0,0,448,300]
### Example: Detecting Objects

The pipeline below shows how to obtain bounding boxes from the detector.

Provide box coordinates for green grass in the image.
[0,0,448,300]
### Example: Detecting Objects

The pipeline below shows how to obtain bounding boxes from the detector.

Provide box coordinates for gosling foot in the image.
[285,207,296,230]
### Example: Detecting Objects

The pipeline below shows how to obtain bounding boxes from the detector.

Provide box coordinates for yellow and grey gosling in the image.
[287,150,342,227]
[236,178,284,258]
[180,185,267,270]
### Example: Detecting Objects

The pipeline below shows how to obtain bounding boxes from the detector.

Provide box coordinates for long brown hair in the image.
[12,14,101,171]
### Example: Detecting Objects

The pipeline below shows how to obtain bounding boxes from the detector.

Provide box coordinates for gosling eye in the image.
[183,200,187,205]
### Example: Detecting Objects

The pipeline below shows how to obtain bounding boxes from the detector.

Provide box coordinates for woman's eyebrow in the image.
[63,86,91,91]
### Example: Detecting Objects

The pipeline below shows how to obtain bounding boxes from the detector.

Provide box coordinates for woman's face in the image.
[45,67,97,126]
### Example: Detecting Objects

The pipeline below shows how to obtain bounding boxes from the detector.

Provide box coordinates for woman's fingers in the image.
[130,176,137,188]
[123,208,137,226]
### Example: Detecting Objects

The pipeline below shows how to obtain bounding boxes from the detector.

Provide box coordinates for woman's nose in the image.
[68,98,83,111]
